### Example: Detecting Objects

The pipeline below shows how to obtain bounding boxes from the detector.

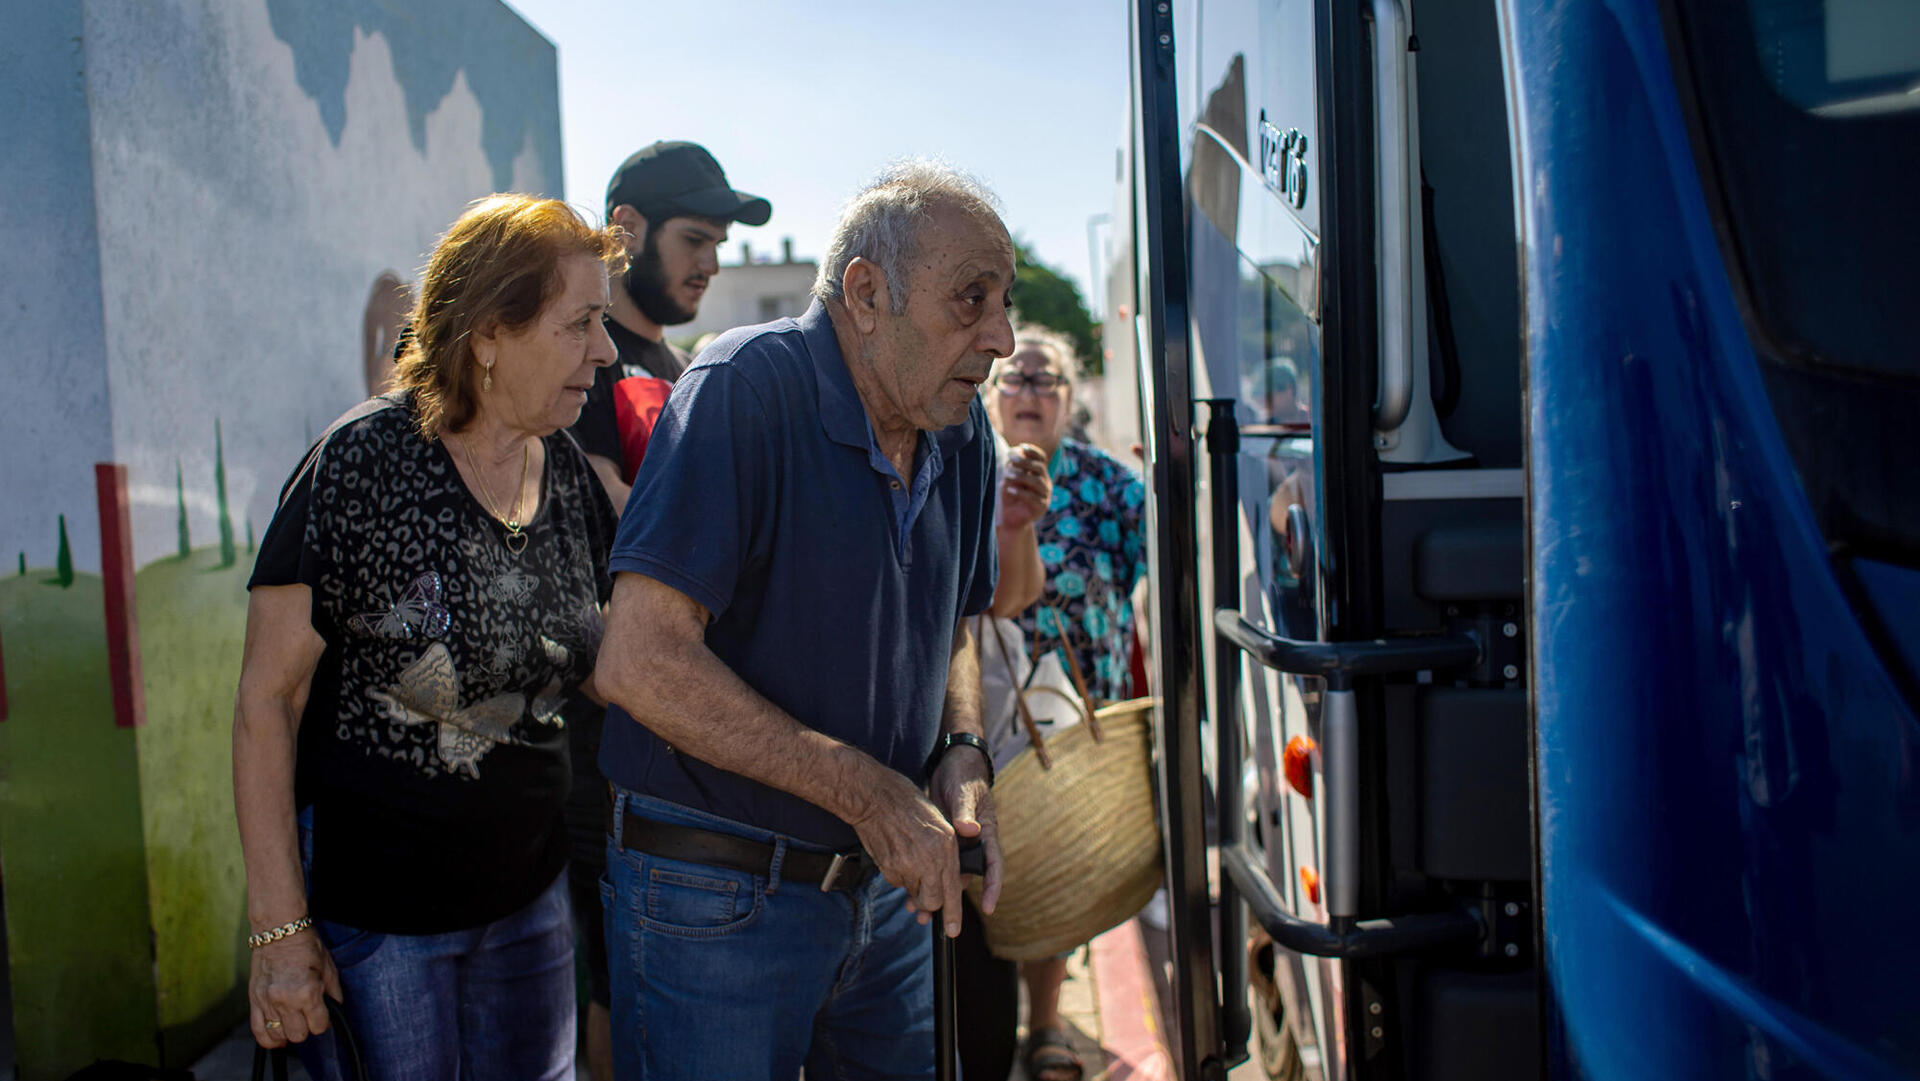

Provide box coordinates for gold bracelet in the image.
[247,916,313,950]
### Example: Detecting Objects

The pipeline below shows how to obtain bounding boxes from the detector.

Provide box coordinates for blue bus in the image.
[1112,0,1920,1077]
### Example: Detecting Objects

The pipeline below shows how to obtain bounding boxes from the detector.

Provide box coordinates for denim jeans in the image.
[602,788,936,1080]
[295,813,576,1081]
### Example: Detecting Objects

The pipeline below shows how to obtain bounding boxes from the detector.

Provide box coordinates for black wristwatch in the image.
[925,732,994,787]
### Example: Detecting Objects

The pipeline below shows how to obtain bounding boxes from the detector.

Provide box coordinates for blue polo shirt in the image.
[599,301,1000,849]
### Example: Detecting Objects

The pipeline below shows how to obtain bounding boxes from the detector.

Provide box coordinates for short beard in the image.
[622,229,698,326]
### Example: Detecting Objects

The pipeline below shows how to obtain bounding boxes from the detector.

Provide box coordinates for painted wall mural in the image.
[0,1,562,1075]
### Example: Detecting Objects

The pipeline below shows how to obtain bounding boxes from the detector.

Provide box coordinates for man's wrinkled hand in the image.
[931,747,1002,924]
[847,766,964,935]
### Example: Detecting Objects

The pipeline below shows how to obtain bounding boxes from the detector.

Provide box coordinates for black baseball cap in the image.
[605,141,771,227]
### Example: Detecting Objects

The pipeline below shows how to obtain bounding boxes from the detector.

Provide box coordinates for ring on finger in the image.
[264,1018,283,1030]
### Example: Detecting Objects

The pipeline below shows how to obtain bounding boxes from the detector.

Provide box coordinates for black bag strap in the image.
[249,1045,287,1081]
[251,997,368,1081]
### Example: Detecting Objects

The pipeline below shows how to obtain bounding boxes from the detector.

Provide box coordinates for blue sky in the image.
[503,0,1130,309]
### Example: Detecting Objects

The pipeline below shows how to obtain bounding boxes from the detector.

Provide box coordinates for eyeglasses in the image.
[993,371,1068,395]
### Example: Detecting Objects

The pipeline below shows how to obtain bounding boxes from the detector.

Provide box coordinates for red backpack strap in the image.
[611,376,673,484]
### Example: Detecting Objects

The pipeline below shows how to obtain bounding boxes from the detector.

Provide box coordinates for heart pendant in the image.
[503,529,529,556]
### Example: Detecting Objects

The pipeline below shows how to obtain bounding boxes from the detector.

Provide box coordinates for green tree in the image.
[49,515,73,588]
[176,461,191,559]
[246,518,256,555]
[1013,240,1101,374]
[215,419,237,567]
[17,552,25,577]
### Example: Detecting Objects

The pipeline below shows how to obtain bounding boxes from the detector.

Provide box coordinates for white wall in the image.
[1,0,564,572]
[677,258,819,346]
[1,0,118,575]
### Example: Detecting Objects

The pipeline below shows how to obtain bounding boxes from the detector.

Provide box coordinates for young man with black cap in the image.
[568,140,773,512]
[561,140,769,1081]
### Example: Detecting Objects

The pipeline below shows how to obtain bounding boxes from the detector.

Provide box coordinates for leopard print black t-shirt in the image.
[251,393,616,934]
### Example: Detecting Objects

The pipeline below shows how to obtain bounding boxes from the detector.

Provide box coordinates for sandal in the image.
[1025,1026,1085,1081]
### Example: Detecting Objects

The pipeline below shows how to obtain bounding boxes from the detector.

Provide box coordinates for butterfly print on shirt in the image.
[347,571,452,640]
[366,643,526,778]
[529,636,571,727]
[488,567,540,605]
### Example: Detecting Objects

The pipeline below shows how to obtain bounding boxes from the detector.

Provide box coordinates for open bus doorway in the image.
[1127,0,1920,1075]
[1121,0,1536,1076]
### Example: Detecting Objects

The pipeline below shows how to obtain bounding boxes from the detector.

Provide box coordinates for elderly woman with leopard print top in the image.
[233,195,622,1080]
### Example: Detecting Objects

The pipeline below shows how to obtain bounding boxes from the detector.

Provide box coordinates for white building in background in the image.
[676,237,818,347]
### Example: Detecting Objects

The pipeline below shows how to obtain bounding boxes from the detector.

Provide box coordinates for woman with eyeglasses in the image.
[977,325,1148,1081]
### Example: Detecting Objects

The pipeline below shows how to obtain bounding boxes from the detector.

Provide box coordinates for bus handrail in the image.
[1214,611,1481,919]
[1371,0,1417,432]
[1213,611,1481,683]
[1221,843,1485,959]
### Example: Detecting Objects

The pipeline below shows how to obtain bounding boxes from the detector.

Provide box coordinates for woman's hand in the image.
[234,585,330,1047]
[999,442,1052,532]
[248,928,341,1048]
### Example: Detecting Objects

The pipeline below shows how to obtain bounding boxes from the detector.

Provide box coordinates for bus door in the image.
[1133,0,1542,1077]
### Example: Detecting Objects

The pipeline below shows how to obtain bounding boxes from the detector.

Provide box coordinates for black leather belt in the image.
[609,803,877,893]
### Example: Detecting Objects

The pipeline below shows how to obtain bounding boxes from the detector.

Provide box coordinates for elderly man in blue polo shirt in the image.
[592,160,1014,1078]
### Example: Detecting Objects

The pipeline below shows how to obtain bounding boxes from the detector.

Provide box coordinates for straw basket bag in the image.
[975,621,1163,961]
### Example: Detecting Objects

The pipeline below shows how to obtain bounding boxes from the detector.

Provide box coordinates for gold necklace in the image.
[457,434,531,555]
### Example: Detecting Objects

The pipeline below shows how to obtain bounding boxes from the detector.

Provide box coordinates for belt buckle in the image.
[819,852,849,893]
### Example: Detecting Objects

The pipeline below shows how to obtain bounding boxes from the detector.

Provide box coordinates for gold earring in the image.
[483,365,493,392]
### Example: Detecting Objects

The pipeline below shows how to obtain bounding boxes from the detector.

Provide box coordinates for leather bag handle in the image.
[981,615,1054,770]
[1040,606,1103,741]
[252,996,368,1081]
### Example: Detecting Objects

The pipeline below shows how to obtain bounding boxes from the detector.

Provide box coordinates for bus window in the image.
[1673,0,1920,379]
[1670,0,1920,565]
[1748,0,1920,116]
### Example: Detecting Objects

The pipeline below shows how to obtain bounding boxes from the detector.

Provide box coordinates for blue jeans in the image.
[602,789,935,1080]
[296,814,576,1081]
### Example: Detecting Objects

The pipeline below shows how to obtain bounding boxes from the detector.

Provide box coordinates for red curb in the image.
[1089,919,1174,1081]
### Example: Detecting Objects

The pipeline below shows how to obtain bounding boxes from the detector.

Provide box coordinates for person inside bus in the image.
[1256,356,1316,637]
[1257,355,1308,427]
[977,326,1149,1081]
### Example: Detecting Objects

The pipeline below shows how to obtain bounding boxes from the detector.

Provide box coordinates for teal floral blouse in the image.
[1016,439,1149,702]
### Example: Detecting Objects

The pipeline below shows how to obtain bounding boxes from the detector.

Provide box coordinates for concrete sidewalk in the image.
[1007,918,1175,1081]
[1045,916,1277,1081]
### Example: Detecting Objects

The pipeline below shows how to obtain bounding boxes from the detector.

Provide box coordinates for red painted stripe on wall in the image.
[95,463,146,728]
[1090,919,1175,1081]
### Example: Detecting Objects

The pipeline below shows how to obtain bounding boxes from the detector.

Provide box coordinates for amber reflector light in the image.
[1283,735,1316,799]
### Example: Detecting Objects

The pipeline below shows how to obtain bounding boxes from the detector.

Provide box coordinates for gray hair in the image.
[812,159,1004,314]
[991,325,1080,380]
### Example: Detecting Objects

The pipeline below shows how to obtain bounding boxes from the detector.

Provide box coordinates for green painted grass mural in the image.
[0,570,161,1074]
[134,546,251,1060]
[1,541,254,1075]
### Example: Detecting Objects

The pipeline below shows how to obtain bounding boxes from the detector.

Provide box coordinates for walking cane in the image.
[935,839,988,1081]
